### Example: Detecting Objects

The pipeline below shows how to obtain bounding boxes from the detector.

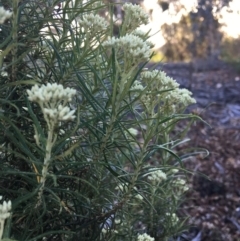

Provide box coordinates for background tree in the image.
[160,0,232,61]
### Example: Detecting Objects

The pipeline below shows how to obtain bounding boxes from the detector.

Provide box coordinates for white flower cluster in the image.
[137,233,155,241]
[166,88,196,107]
[0,196,11,220]
[141,70,179,90]
[147,169,167,183]
[101,228,118,234]
[101,3,151,74]
[131,29,154,48]
[130,80,145,91]
[173,178,189,193]
[27,83,76,125]
[166,212,179,226]
[78,13,108,33]
[127,127,138,136]
[115,184,143,201]
[103,34,151,65]
[169,168,179,174]
[115,183,128,192]
[0,7,12,24]
[131,29,148,38]
[0,196,12,239]
[135,193,143,201]
[140,70,196,115]
[122,3,149,32]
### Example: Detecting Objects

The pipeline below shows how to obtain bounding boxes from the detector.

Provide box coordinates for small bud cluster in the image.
[131,29,154,48]
[122,3,149,32]
[111,218,131,238]
[0,196,11,220]
[166,212,179,226]
[0,196,12,240]
[115,183,137,193]
[27,83,76,126]
[115,184,143,202]
[130,80,145,91]
[131,29,148,38]
[0,7,12,24]
[141,70,179,89]
[137,233,155,241]
[101,228,118,234]
[173,178,189,193]
[169,168,179,174]
[127,128,138,136]
[115,183,128,192]
[135,193,143,201]
[78,13,108,33]
[147,169,167,183]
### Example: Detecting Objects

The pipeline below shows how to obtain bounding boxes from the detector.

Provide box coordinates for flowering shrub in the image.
[0,0,199,240]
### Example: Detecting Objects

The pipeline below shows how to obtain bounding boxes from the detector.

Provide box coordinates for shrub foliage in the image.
[0,1,199,240]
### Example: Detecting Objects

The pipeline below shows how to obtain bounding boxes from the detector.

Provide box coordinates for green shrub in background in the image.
[220,35,240,73]
[0,0,199,240]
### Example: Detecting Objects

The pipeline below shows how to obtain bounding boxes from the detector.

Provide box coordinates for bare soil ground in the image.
[150,61,240,241]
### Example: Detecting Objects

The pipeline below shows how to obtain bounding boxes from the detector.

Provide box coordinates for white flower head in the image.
[101,228,107,234]
[172,88,196,106]
[78,13,108,33]
[173,178,189,193]
[141,70,179,89]
[132,29,148,38]
[170,168,179,174]
[166,212,179,226]
[0,7,12,24]
[115,218,121,224]
[130,80,145,91]
[137,233,155,241]
[103,34,151,67]
[147,169,167,184]
[139,69,196,115]
[27,83,76,125]
[135,194,143,201]
[0,198,12,221]
[115,183,128,192]
[122,3,149,32]
[128,128,138,136]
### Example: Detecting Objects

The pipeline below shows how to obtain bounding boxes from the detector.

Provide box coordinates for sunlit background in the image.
[129,0,240,64]
[142,0,240,48]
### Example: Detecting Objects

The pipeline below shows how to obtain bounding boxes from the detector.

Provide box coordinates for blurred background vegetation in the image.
[108,0,240,67]
[158,0,240,64]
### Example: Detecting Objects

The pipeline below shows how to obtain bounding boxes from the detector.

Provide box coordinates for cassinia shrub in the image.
[0,0,199,240]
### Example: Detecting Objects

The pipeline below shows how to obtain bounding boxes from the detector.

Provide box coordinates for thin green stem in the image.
[37,125,55,206]
[0,219,4,240]
[150,186,156,233]
[11,0,19,82]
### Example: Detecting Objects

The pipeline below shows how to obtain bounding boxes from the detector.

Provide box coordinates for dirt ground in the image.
[151,60,240,241]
